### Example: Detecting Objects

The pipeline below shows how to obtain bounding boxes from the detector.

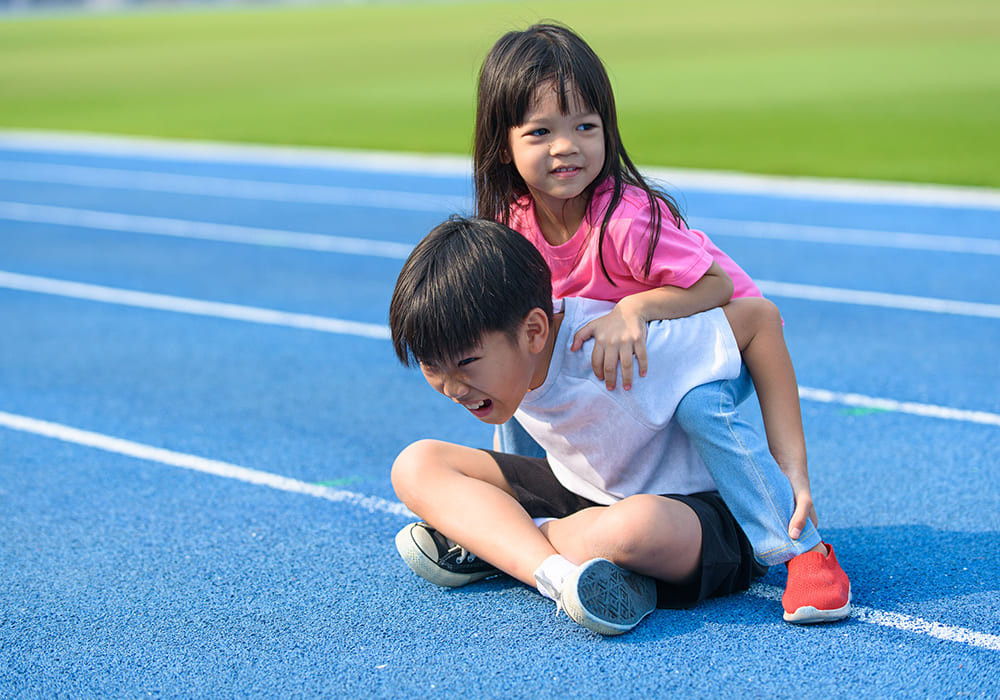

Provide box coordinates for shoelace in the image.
[447,541,478,565]
[533,566,565,616]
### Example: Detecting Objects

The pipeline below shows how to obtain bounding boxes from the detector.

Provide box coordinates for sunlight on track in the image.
[2,408,997,652]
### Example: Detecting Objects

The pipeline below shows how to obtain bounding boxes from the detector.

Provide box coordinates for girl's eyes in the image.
[525,123,599,137]
[457,357,479,367]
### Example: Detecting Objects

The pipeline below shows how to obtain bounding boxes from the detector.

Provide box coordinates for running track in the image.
[1,130,999,697]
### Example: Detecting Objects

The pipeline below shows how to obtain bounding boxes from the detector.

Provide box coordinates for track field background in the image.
[1,131,999,697]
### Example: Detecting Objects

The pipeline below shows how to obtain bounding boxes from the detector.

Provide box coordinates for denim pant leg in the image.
[496,418,546,459]
[674,364,822,566]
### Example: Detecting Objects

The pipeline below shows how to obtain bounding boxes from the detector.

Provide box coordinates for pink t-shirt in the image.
[508,179,761,303]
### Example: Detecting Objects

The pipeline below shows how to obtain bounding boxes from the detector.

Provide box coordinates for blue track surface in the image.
[2,133,999,697]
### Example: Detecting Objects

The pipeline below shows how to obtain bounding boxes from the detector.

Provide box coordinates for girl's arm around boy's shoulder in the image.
[614,194,735,316]
[570,263,734,391]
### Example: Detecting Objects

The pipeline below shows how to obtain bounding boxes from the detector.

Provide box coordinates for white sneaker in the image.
[558,558,657,635]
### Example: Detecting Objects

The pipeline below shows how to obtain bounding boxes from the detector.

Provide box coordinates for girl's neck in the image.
[531,192,590,246]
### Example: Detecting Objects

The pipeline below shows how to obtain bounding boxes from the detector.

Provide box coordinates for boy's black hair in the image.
[474,22,686,282]
[389,216,553,367]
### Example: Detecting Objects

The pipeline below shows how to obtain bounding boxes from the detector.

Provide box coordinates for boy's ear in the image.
[522,307,550,353]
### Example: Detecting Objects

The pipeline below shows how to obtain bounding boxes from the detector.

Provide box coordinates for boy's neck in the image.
[529,310,563,391]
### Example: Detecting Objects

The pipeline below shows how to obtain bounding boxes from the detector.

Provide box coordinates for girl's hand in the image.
[782,466,819,539]
[570,305,648,390]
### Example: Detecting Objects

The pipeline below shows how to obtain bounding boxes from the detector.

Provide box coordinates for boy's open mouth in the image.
[465,399,493,416]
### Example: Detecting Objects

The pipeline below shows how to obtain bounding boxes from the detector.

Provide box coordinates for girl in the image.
[470,23,850,623]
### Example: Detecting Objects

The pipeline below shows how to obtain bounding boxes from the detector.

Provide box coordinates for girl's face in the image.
[506,81,605,225]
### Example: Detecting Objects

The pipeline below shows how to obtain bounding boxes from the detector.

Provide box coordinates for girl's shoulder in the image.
[506,193,536,231]
[591,179,684,233]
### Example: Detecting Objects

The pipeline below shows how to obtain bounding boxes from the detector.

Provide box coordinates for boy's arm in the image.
[722,297,818,538]
[571,262,734,391]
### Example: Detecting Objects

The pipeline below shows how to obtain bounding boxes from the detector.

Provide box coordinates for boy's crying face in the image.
[418,329,538,425]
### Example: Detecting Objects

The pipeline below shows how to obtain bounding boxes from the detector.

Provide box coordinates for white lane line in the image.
[646,168,1000,211]
[696,217,1000,257]
[3,271,1000,429]
[0,161,466,213]
[1,407,996,651]
[5,269,999,326]
[799,388,1000,427]
[757,281,1000,320]
[4,129,1000,210]
[0,130,476,179]
[0,411,414,518]
[0,271,391,339]
[748,584,1000,652]
[4,201,998,259]
[0,202,413,259]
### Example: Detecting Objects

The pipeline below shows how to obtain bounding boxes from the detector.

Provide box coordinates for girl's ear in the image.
[500,148,512,164]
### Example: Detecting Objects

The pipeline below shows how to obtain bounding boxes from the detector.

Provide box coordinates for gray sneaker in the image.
[560,558,657,635]
[394,522,499,588]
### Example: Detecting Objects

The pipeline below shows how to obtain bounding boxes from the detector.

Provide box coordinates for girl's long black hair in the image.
[474,22,685,282]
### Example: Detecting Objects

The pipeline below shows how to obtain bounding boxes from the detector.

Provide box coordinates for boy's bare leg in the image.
[391,439,559,587]
[540,494,703,584]
[394,440,710,586]
[394,447,715,633]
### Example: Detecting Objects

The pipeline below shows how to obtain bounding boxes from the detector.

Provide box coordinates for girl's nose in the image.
[550,134,579,156]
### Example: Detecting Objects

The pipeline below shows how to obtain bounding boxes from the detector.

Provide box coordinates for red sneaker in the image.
[782,542,852,624]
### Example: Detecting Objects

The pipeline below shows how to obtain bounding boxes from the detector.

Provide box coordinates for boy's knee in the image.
[391,439,446,500]
[588,495,666,564]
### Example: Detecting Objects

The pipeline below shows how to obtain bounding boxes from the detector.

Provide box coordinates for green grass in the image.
[1,0,998,186]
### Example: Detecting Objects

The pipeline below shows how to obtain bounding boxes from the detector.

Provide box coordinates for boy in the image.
[388,216,849,635]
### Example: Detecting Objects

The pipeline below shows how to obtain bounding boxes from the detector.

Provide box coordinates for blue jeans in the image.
[674,364,822,566]
[497,364,822,566]
[496,416,546,459]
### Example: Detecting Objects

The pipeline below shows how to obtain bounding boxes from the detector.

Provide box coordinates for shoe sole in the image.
[561,558,657,636]
[783,585,852,624]
[394,525,497,588]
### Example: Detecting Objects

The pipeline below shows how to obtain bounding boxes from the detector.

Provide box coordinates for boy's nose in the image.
[442,375,470,400]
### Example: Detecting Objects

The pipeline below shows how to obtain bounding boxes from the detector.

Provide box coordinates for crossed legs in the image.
[391,439,703,588]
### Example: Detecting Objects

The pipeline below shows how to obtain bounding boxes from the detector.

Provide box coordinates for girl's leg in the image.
[391,439,557,586]
[495,418,546,458]
[674,365,822,566]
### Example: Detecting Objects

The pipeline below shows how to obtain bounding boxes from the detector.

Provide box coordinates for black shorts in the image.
[484,449,767,609]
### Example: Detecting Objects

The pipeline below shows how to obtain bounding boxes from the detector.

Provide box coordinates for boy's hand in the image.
[783,467,819,539]
[570,306,648,390]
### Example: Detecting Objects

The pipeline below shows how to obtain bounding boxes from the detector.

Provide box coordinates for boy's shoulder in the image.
[540,298,740,426]
[561,297,616,330]
[560,298,737,384]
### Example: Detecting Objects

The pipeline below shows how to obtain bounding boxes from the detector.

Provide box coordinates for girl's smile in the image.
[507,82,605,243]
